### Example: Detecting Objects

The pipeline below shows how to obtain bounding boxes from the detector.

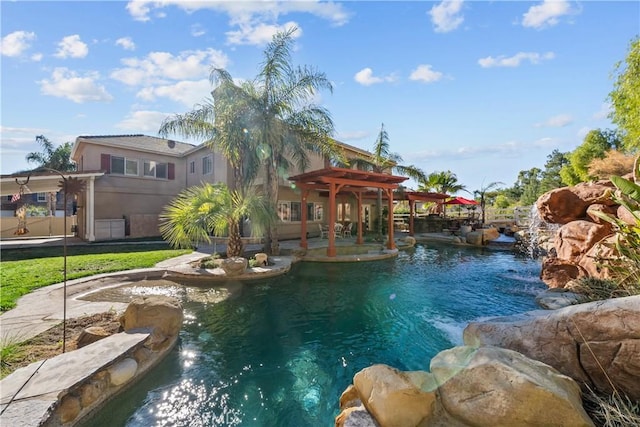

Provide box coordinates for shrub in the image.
[583,386,640,427]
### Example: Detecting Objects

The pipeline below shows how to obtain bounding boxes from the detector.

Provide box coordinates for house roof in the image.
[72,134,196,159]
[0,171,104,196]
[289,166,407,192]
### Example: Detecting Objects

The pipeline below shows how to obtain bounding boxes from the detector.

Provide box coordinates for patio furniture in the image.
[334,223,343,238]
[319,224,330,239]
[343,222,353,238]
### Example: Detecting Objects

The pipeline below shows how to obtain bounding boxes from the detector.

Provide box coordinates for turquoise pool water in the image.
[87,243,546,426]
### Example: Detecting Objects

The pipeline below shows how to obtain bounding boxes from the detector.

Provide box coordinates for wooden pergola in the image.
[404,191,449,235]
[288,167,408,257]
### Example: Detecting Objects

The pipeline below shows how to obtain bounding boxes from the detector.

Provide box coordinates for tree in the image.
[588,150,636,180]
[513,167,542,206]
[159,79,261,196]
[26,135,76,216]
[560,129,622,185]
[159,183,271,257]
[473,181,504,225]
[208,27,339,253]
[418,170,467,195]
[540,149,570,192]
[609,36,640,151]
[350,123,426,237]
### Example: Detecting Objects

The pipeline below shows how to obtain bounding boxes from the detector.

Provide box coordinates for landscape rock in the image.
[536,187,589,224]
[221,256,248,276]
[335,404,378,427]
[58,395,81,424]
[463,295,640,401]
[540,257,587,288]
[577,235,618,279]
[352,364,438,427]
[586,203,618,225]
[431,346,594,427]
[254,253,268,266]
[76,326,111,348]
[555,220,611,264]
[617,204,637,226]
[465,228,500,246]
[119,295,183,339]
[535,289,583,309]
[108,357,138,386]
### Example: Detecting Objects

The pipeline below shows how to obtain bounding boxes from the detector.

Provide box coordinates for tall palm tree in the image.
[26,135,76,216]
[159,183,271,257]
[350,123,426,237]
[473,181,504,225]
[159,79,260,195]
[209,27,339,254]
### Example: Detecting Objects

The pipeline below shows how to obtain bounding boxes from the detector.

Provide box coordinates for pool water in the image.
[86,243,546,426]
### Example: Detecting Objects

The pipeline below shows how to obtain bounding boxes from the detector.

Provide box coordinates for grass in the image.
[583,386,640,427]
[0,243,191,312]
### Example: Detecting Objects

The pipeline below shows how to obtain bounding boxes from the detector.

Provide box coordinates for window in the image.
[189,161,195,174]
[278,202,290,221]
[111,156,138,176]
[278,201,305,222]
[307,202,323,221]
[290,202,301,222]
[144,160,168,179]
[338,204,351,221]
[37,192,47,202]
[202,155,213,175]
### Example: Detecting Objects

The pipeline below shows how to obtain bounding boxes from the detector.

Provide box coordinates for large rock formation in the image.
[336,346,594,427]
[463,295,640,402]
[535,178,628,288]
[119,295,183,350]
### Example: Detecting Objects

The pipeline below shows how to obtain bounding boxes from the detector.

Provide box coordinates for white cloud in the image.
[111,48,229,86]
[226,21,301,46]
[522,0,574,29]
[126,0,350,26]
[354,68,397,86]
[429,0,464,33]
[191,24,206,37]
[31,53,43,62]
[535,114,573,128]
[577,127,591,139]
[54,35,88,58]
[409,65,444,83]
[115,37,136,51]
[116,110,170,132]
[592,103,611,120]
[0,31,36,57]
[39,67,113,103]
[137,79,212,107]
[478,51,555,68]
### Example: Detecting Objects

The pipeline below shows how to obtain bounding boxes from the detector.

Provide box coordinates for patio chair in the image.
[343,222,353,238]
[334,223,343,238]
[319,224,329,239]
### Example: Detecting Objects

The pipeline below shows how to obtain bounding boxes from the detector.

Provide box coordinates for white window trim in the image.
[37,192,47,202]
[143,160,168,179]
[111,156,138,176]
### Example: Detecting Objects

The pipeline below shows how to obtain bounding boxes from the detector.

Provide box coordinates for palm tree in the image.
[418,171,468,218]
[209,27,339,254]
[473,181,504,226]
[350,123,426,237]
[26,135,76,216]
[159,79,261,195]
[159,183,271,257]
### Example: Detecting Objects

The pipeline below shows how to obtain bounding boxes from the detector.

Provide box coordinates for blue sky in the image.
[1,1,638,192]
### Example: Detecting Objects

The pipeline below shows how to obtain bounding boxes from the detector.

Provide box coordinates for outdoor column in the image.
[327,182,337,257]
[356,191,363,244]
[87,176,95,241]
[300,189,309,249]
[386,188,395,250]
[409,199,415,236]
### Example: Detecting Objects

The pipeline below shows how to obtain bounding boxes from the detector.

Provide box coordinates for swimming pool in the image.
[84,243,546,426]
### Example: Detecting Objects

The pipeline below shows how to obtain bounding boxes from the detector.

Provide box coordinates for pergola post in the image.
[328,182,337,257]
[300,189,309,249]
[386,188,395,250]
[356,191,363,244]
[409,198,415,236]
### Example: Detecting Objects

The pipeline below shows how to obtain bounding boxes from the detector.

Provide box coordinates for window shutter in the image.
[168,162,175,180]
[100,154,111,173]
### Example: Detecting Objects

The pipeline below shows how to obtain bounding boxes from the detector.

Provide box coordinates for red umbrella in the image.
[442,196,478,205]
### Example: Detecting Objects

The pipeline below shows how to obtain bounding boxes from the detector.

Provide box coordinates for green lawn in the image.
[0,243,191,312]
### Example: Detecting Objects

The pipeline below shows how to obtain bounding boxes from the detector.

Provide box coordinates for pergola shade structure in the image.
[288,167,408,257]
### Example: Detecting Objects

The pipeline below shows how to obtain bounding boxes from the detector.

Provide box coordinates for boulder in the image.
[76,326,111,348]
[535,289,583,309]
[540,257,587,288]
[119,295,183,339]
[555,220,612,264]
[617,204,637,226]
[352,364,438,427]
[463,295,640,401]
[577,235,618,279]
[254,253,268,267]
[571,182,616,205]
[335,405,378,427]
[431,346,594,427]
[536,188,589,224]
[465,228,500,246]
[586,203,618,225]
[108,357,138,386]
[221,256,248,276]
